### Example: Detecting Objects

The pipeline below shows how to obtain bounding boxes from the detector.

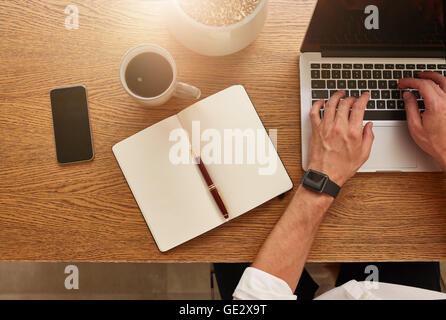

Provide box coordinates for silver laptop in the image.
[300,0,445,172]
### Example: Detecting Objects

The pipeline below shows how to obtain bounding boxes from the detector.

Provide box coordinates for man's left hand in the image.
[307,91,375,186]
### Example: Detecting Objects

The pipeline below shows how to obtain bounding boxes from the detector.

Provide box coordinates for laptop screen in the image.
[301,0,446,56]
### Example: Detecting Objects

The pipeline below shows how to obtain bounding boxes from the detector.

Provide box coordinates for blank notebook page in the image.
[112,115,223,252]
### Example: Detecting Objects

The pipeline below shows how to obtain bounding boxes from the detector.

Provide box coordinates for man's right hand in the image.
[399,72,446,171]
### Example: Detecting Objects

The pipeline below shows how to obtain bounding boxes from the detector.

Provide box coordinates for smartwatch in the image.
[300,169,341,198]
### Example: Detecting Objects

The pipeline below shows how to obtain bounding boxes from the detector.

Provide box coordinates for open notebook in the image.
[113,85,293,252]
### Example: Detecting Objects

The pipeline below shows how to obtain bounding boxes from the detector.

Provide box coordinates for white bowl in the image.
[166,0,268,56]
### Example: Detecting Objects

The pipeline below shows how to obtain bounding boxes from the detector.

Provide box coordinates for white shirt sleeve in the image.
[233,267,446,300]
[232,267,297,300]
[315,280,446,300]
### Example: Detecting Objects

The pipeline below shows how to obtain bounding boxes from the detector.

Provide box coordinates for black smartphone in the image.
[50,85,94,164]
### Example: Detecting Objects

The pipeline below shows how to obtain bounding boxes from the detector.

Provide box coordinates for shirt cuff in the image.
[233,267,297,300]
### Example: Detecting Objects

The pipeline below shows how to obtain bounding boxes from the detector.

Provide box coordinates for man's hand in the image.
[308,91,374,186]
[250,91,374,293]
[399,72,446,170]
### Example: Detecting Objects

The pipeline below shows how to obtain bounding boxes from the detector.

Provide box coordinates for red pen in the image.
[192,151,229,219]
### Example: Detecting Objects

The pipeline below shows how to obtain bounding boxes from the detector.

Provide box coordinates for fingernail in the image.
[403,91,411,100]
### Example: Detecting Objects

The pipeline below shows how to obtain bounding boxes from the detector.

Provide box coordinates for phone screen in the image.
[50,86,94,164]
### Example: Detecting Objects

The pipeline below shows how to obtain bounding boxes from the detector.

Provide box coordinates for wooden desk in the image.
[1,0,446,262]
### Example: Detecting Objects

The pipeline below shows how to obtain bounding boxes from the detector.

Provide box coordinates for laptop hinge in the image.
[321,47,446,59]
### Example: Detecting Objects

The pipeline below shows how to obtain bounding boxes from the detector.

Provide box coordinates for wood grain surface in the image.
[1,0,446,262]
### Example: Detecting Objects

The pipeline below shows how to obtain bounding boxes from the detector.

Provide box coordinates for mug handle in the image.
[174,82,201,100]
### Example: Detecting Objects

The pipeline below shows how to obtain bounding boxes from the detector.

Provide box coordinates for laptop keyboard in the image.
[310,63,446,120]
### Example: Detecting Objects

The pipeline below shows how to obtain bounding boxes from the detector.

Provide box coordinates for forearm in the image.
[251,185,333,292]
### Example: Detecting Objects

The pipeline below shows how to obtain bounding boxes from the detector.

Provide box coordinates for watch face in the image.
[302,170,328,192]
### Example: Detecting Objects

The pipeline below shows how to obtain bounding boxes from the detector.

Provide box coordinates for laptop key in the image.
[389,80,398,89]
[319,109,406,119]
[321,70,331,79]
[342,70,352,79]
[392,90,401,99]
[406,64,415,69]
[396,64,405,69]
[311,70,320,79]
[327,80,336,89]
[373,70,382,79]
[337,80,347,89]
[343,64,352,69]
[378,80,387,89]
[368,80,377,89]
[393,70,402,79]
[364,64,373,69]
[332,64,342,69]
[311,80,326,89]
[397,100,405,109]
[358,80,367,89]
[354,64,363,69]
[427,64,436,69]
[374,64,384,69]
[403,71,412,78]
[363,111,406,121]
[352,70,361,79]
[366,100,376,109]
[330,90,337,97]
[362,70,372,79]
[312,90,329,99]
[414,71,420,78]
[438,64,446,69]
[418,100,425,108]
[332,70,341,78]
[371,90,380,99]
[322,63,331,69]
[347,80,356,89]
[311,64,321,69]
[416,64,426,69]
[413,90,421,99]
[351,90,360,98]
[387,100,396,109]
[381,90,390,99]
[385,64,394,69]
[377,100,386,109]
[383,70,392,79]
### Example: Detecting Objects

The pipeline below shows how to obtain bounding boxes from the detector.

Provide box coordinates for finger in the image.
[398,78,440,109]
[336,97,356,122]
[349,92,370,126]
[419,72,446,93]
[324,90,345,122]
[361,122,374,161]
[309,99,324,128]
[403,91,423,133]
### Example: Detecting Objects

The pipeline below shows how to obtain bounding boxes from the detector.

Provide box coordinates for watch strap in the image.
[301,170,341,198]
[323,178,340,198]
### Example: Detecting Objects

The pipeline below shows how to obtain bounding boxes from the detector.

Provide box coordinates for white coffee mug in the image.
[119,44,201,106]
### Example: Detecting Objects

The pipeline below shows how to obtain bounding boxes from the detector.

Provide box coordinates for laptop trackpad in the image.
[362,126,418,169]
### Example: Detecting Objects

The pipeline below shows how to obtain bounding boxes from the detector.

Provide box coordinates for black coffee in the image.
[125,52,174,98]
